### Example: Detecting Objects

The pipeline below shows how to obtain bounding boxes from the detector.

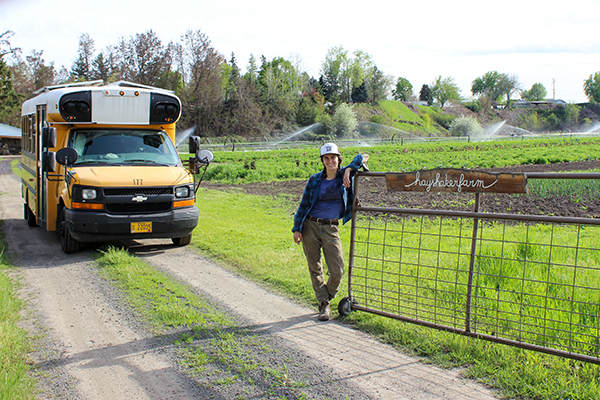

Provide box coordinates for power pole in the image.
[552,78,555,100]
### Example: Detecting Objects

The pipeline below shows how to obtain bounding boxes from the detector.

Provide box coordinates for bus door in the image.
[36,105,47,228]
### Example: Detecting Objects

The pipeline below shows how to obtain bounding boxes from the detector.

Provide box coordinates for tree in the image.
[521,83,547,101]
[320,47,377,104]
[71,33,95,81]
[256,56,305,130]
[392,77,413,101]
[365,65,391,103]
[419,84,433,105]
[430,76,460,107]
[27,50,55,90]
[584,72,600,103]
[471,71,520,104]
[351,81,368,103]
[116,30,172,86]
[0,31,21,126]
[177,29,225,134]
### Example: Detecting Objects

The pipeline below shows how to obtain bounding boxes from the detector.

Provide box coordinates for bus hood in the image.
[71,166,193,187]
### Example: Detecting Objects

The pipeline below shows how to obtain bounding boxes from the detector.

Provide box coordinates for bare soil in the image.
[203,160,600,219]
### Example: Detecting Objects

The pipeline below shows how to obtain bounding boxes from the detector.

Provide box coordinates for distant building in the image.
[0,123,21,155]
[514,99,567,109]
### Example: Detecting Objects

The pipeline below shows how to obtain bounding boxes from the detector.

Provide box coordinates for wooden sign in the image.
[386,168,527,194]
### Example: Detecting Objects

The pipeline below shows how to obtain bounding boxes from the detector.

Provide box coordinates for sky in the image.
[2,0,600,103]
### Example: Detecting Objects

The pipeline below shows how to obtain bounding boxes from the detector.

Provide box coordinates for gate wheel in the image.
[337,297,354,316]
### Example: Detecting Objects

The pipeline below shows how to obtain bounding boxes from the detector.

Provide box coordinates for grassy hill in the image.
[353,100,599,137]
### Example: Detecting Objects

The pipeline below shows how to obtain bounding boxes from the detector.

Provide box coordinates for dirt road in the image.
[0,156,499,399]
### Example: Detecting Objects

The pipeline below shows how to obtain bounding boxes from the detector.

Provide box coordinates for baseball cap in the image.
[320,143,340,156]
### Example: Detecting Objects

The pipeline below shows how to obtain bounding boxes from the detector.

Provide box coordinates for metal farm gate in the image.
[339,168,600,365]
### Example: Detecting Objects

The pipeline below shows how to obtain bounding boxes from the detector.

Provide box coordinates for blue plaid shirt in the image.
[292,154,363,233]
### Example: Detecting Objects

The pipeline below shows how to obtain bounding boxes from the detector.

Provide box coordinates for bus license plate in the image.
[131,222,152,233]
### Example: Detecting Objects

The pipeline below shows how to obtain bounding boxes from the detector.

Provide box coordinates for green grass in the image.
[10,158,21,178]
[0,223,36,400]
[95,247,310,396]
[96,246,233,332]
[190,187,600,400]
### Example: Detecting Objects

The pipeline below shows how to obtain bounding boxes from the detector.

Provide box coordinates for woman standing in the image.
[292,143,369,321]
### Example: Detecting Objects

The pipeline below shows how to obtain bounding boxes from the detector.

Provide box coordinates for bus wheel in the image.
[172,233,192,246]
[59,207,80,254]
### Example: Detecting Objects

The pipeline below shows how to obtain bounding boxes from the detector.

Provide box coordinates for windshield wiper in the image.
[125,159,173,166]
[74,160,110,165]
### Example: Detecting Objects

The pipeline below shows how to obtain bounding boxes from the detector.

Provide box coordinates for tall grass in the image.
[351,216,600,355]
[0,225,36,400]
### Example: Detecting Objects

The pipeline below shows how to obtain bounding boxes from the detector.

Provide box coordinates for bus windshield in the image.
[70,129,181,166]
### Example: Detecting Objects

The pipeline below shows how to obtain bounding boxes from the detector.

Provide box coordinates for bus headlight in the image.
[82,188,97,200]
[175,186,190,198]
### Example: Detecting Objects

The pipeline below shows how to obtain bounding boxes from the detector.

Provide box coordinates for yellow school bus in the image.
[21,80,211,253]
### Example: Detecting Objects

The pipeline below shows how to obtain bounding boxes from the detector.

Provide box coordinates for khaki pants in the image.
[301,219,345,303]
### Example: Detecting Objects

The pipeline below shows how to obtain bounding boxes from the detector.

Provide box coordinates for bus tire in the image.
[172,233,192,246]
[59,207,79,254]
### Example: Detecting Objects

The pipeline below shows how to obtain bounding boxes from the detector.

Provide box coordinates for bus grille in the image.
[104,188,172,196]
[106,202,172,214]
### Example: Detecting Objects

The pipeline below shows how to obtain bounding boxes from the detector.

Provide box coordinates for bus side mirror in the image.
[195,149,214,166]
[189,135,201,154]
[56,148,78,166]
[42,127,57,148]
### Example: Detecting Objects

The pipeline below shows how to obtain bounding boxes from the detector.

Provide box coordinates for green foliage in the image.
[331,103,358,138]
[430,75,461,107]
[463,99,483,113]
[521,82,547,101]
[201,137,600,184]
[584,72,600,103]
[97,246,232,331]
[449,115,483,137]
[392,76,413,101]
[419,84,433,105]
[471,71,520,103]
[0,231,36,399]
[368,114,388,125]
[418,106,455,129]
[0,55,22,126]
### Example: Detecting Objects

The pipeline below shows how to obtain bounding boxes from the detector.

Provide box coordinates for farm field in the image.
[193,136,600,399]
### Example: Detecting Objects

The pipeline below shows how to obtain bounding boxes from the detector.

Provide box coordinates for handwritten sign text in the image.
[386,169,527,194]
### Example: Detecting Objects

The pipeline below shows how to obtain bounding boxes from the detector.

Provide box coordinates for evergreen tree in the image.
[351,81,368,103]
[0,57,21,126]
[419,84,433,105]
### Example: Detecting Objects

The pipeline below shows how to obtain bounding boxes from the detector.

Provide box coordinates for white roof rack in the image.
[33,80,104,95]
[106,81,175,93]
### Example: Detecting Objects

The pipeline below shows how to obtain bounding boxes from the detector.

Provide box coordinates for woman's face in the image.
[322,154,339,172]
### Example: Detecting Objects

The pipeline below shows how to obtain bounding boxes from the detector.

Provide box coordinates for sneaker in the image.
[318,301,330,321]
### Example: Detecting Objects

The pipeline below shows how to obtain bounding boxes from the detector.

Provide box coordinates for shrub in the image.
[449,116,484,137]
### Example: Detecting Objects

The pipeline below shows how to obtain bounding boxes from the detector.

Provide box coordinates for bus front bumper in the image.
[64,207,199,242]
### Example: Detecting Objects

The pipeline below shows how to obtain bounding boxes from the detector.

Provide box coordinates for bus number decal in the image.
[133,179,143,185]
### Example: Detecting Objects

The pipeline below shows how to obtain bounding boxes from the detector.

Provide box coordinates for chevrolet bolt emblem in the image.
[132,195,148,202]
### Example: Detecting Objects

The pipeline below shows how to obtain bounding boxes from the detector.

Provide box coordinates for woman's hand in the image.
[343,167,352,188]
[293,231,302,244]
